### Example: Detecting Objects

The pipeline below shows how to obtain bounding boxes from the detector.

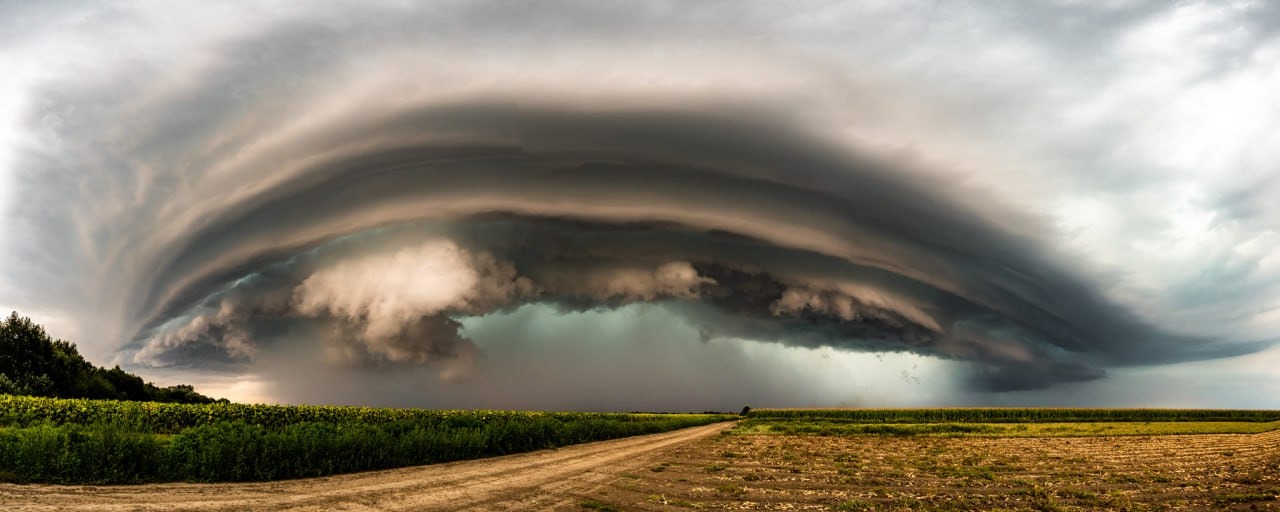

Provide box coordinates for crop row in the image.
[0,394,712,434]
[746,408,1280,423]
[0,395,735,484]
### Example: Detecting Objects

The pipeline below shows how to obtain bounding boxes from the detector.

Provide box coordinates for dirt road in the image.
[0,421,735,511]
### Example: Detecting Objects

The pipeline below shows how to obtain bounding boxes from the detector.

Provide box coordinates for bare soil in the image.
[595,427,1280,511]
[0,422,733,511]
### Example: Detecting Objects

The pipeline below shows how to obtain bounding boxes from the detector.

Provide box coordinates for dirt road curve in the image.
[0,421,735,511]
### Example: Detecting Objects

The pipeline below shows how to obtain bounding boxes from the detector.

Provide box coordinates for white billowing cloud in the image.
[294,240,532,342]
[291,239,531,373]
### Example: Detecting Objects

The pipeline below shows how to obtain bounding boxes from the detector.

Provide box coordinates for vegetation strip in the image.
[737,419,1280,437]
[0,394,734,484]
[736,408,1280,438]
[746,407,1280,423]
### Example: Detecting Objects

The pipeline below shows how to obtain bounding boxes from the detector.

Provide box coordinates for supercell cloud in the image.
[1,1,1278,408]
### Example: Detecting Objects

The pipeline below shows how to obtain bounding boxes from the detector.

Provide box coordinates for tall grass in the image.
[0,423,167,483]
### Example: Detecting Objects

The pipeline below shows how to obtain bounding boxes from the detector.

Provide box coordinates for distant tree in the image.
[0,311,216,403]
[103,365,148,400]
[0,312,57,394]
[740,405,752,416]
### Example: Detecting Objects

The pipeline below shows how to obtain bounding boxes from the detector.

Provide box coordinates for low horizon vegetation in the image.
[737,418,1280,437]
[746,407,1280,423]
[738,408,1280,438]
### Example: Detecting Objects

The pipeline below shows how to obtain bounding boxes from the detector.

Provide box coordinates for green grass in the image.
[580,499,620,511]
[831,499,876,511]
[0,394,734,484]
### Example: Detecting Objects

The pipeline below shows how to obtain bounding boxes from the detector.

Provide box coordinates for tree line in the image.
[0,311,215,403]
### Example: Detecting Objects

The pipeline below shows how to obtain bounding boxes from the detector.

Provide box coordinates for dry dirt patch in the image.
[586,428,1280,511]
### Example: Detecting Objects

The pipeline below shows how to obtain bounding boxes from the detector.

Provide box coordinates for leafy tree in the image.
[0,311,215,403]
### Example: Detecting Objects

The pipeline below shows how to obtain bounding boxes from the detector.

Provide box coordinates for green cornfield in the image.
[0,395,735,484]
[746,408,1280,423]
[0,395,721,433]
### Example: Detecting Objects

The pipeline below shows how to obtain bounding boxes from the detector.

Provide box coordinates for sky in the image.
[0,0,1277,410]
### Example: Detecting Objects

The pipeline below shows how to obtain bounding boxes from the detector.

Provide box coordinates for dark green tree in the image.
[0,311,215,403]
[0,312,57,395]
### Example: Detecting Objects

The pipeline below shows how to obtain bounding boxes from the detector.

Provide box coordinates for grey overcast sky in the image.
[1,0,1277,409]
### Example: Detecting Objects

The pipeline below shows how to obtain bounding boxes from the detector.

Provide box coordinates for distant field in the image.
[738,419,1280,437]
[579,408,1280,510]
[740,408,1280,437]
[0,394,735,484]
[747,408,1280,423]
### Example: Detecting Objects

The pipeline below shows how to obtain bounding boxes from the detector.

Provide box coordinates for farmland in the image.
[738,408,1280,437]
[585,425,1280,511]
[745,408,1280,423]
[579,409,1280,511]
[0,394,734,484]
[2,406,1279,510]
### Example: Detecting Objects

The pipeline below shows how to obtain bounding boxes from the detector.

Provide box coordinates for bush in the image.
[0,423,167,483]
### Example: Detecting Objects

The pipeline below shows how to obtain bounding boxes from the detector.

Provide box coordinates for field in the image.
[0,395,735,484]
[586,426,1280,511]
[745,408,1280,423]
[579,409,1280,511]
[4,402,1280,511]
[738,408,1280,437]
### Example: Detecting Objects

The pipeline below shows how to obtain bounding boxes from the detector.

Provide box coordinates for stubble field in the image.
[584,417,1280,511]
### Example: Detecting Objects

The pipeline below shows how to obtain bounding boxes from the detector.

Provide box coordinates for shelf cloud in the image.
[2,1,1277,407]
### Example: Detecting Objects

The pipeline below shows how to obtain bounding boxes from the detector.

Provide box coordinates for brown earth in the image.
[3,423,1278,511]
[595,427,1280,511]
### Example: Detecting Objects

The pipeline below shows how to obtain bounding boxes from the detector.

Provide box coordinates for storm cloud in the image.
[2,1,1277,407]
